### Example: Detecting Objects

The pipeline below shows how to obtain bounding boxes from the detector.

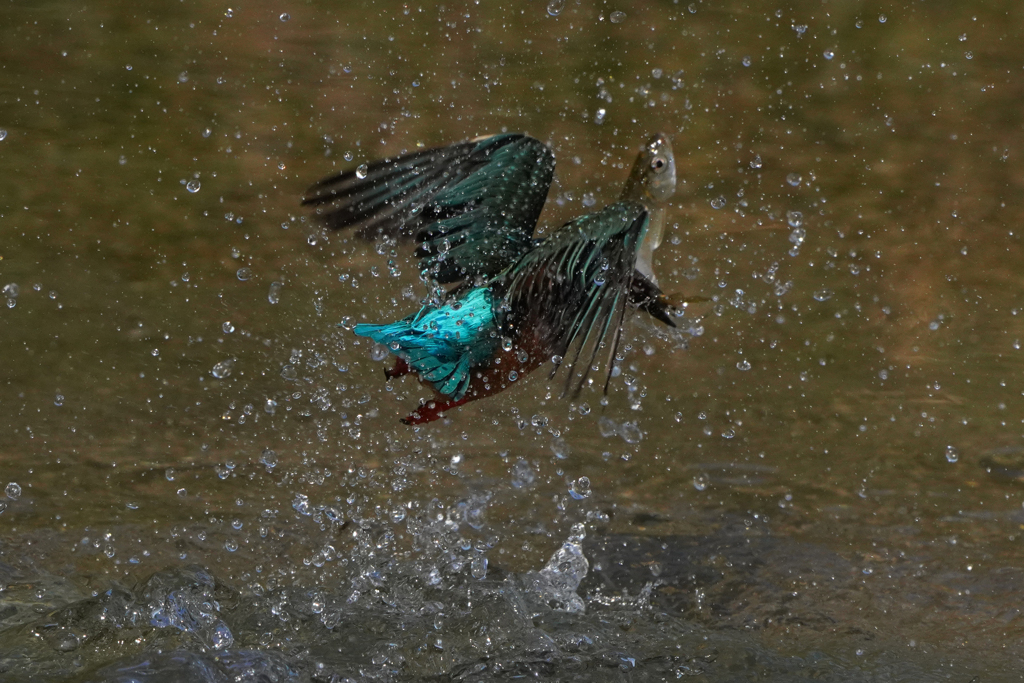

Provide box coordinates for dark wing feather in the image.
[501,202,650,398]
[302,134,555,283]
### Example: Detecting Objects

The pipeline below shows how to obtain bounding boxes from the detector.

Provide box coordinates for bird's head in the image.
[622,132,676,205]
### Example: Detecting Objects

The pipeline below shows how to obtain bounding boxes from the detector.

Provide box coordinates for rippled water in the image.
[2,1,1024,680]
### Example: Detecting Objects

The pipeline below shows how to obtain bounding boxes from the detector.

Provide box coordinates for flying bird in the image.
[303,132,681,424]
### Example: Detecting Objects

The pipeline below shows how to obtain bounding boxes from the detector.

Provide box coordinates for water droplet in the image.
[471,556,488,579]
[741,55,752,67]
[0,130,7,141]
[693,473,709,491]
[501,337,514,352]
[546,0,564,16]
[267,281,282,304]
[568,476,592,499]
[355,163,369,179]
[56,633,80,652]
[511,459,536,489]
[224,539,238,552]
[609,10,626,23]
[750,155,763,169]
[531,414,548,428]
[5,482,22,500]
[370,343,389,361]
[787,210,804,228]
[551,437,570,459]
[309,593,325,614]
[54,393,64,407]
[582,192,596,207]
[619,421,643,444]
[878,14,886,23]
[222,321,235,334]
[2,283,19,298]
[789,227,807,246]
[813,289,833,302]
[211,359,234,379]
[186,179,200,193]
[736,359,751,371]
[279,12,290,21]
[595,107,607,124]
[236,267,252,281]
[260,448,278,469]
[264,398,277,415]
[959,33,968,42]
[210,621,234,650]
[964,51,973,60]
[710,196,726,209]
[823,49,834,60]
[176,487,187,497]
[280,364,298,381]
[945,445,959,463]
[786,173,802,187]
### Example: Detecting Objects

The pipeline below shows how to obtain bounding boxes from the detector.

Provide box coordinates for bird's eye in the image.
[650,156,667,172]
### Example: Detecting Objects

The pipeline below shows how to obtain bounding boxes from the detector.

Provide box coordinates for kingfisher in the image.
[302,132,680,424]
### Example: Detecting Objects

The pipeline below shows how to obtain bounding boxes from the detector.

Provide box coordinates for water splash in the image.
[523,523,589,613]
[143,566,234,650]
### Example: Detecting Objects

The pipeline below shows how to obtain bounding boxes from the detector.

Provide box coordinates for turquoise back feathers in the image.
[354,288,500,401]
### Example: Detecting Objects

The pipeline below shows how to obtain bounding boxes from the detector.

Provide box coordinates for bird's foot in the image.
[641,292,712,328]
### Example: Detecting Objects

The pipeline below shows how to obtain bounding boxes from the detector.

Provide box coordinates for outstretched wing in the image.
[302,134,555,283]
[501,202,651,398]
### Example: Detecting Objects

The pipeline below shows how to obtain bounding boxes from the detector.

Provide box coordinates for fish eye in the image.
[650,155,667,172]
